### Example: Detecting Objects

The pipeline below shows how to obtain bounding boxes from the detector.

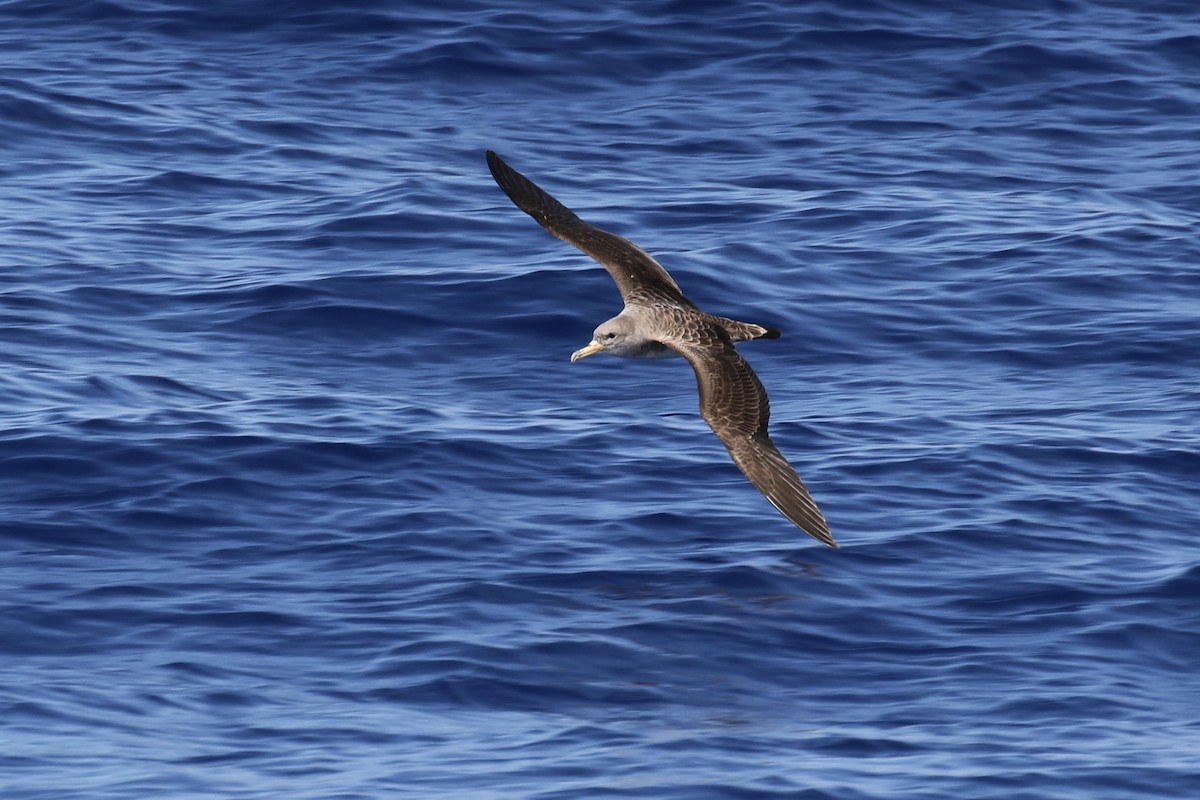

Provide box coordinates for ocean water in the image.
[2,1,1198,798]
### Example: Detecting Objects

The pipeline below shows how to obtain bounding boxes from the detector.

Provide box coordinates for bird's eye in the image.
[602,332,617,341]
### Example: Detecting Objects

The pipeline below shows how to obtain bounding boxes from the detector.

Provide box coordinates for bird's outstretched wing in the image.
[487,150,688,305]
[668,332,835,547]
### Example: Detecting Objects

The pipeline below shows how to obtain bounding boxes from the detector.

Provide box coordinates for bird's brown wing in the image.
[487,150,688,305]
[667,330,835,547]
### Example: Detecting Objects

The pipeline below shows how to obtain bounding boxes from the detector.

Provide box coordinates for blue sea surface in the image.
[2,1,1199,798]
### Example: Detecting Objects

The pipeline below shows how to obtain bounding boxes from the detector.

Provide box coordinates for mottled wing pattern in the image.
[666,321,835,547]
[486,150,688,305]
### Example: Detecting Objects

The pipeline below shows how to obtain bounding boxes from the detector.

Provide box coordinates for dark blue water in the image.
[3,1,1198,797]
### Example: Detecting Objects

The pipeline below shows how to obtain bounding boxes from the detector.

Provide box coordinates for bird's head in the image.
[571,314,642,362]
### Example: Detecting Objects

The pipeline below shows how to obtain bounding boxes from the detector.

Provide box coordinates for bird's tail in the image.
[711,316,781,342]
